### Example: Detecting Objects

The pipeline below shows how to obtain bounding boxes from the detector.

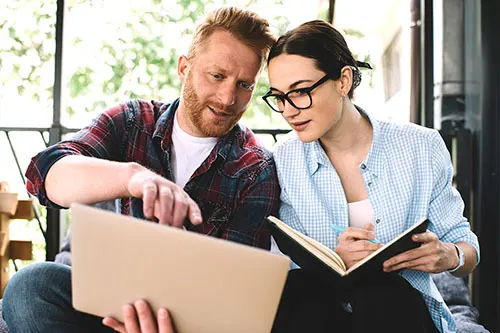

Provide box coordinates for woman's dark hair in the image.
[268,20,371,99]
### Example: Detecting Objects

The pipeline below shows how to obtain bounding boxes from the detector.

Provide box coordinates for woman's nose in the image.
[281,101,300,118]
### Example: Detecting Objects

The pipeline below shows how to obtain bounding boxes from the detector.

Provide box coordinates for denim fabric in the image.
[2,262,114,333]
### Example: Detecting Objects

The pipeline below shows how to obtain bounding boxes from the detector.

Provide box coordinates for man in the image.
[2,7,278,333]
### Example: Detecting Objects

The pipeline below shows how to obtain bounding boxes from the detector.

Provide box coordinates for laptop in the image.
[71,203,290,333]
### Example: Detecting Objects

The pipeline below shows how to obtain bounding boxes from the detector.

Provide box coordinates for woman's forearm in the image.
[451,241,478,277]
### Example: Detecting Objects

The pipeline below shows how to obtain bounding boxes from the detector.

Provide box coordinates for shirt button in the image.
[361,163,367,170]
[375,218,381,224]
[368,182,373,187]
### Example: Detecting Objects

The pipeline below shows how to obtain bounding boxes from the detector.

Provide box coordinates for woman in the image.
[264,20,479,333]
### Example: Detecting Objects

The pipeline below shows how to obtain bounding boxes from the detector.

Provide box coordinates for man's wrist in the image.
[124,162,145,196]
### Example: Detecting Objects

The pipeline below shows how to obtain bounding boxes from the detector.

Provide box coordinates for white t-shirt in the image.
[171,113,218,188]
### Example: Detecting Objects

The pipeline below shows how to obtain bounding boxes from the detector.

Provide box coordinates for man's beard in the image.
[181,74,245,137]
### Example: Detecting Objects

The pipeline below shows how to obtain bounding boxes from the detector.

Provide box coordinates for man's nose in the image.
[217,83,236,106]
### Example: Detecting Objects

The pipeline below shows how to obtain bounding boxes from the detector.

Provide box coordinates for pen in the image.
[330,224,381,244]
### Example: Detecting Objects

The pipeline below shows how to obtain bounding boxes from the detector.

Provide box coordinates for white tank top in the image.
[348,199,375,228]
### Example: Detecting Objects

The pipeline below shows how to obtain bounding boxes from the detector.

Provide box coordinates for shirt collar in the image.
[308,140,328,175]
[358,105,385,178]
[152,97,244,163]
[306,105,386,178]
[214,123,246,161]
[152,98,178,151]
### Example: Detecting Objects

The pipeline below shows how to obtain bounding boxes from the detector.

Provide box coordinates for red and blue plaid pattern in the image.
[26,98,280,249]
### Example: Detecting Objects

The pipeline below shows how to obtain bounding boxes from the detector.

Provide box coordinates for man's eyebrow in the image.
[209,65,228,74]
[209,65,255,84]
[270,79,314,92]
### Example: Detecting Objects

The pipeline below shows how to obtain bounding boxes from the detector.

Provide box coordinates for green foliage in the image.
[1,0,316,129]
[0,0,57,110]
[343,28,375,88]
[344,28,365,39]
[69,67,94,98]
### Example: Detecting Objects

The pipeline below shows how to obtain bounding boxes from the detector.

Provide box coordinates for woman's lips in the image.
[290,120,310,131]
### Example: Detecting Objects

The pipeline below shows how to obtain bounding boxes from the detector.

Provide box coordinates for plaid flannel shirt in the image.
[26,98,280,249]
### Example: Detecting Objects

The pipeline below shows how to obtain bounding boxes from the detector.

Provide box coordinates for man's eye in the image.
[239,82,255,91]
[211,73,224,79]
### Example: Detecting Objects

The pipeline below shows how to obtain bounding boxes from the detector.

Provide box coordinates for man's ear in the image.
[339,65,353,96]
[178,55,190,84]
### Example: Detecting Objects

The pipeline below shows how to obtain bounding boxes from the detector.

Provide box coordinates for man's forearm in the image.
[45,155,142,207]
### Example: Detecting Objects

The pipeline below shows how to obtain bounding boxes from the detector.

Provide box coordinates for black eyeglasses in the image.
[262,74,330,113]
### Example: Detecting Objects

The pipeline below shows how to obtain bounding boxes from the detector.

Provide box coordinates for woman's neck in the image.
[320,102,373,161]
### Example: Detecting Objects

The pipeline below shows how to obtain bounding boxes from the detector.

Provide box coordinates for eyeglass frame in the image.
[262,73,331,113]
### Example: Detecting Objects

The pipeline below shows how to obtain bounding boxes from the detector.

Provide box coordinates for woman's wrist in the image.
[447,243,465,273]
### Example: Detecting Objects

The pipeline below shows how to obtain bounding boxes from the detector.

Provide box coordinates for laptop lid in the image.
[71,203,290,333]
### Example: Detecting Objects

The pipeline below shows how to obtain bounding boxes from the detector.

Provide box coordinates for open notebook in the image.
[71,203,290,333]
[267,216,429,281]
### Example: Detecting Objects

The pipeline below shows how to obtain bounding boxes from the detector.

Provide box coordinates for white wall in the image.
[334,0,412,123]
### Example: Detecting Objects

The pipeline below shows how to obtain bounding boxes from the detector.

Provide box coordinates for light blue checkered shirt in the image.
[272,110,480,333]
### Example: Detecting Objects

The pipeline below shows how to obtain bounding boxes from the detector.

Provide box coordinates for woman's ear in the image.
[339,65,353,96]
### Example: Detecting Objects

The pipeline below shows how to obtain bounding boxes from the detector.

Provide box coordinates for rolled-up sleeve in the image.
[427,131,480,264]
[25,105,127,207]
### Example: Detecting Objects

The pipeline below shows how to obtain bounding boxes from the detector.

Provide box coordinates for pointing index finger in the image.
[188,198,202,225]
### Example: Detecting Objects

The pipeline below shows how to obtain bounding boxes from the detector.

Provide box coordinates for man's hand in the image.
[335,223,384,269]
[127,168,202,228]
[102,300,175,333]
[382,230,457,273]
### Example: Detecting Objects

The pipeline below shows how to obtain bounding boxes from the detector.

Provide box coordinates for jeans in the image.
[2,262,114,333]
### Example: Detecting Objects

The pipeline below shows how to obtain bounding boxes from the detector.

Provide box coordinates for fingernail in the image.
[158,308,168,317]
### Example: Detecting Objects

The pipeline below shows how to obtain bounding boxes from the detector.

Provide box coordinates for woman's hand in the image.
[102,300,175,333]
[335,223,384,269]
[382,230,458,273]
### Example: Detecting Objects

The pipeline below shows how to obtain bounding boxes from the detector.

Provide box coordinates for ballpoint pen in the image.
[330,224,381,244]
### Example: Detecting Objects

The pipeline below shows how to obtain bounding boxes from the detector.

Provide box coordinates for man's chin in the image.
[200,112,240,137]
[199,124,234,137]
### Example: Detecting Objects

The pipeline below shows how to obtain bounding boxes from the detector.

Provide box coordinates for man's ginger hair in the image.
[187,7,276,67]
